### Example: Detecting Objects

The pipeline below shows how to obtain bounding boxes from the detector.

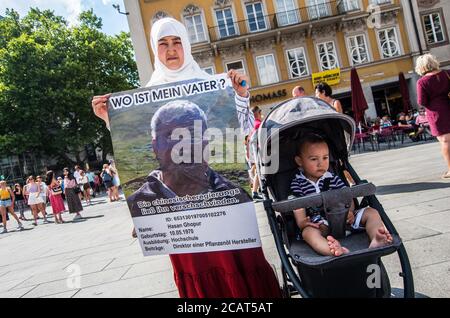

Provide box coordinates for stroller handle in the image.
[272,183,376,213]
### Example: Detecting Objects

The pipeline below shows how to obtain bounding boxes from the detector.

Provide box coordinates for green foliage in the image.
[0,8,139,166]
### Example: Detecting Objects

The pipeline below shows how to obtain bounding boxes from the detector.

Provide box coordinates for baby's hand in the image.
[304,217,322,229]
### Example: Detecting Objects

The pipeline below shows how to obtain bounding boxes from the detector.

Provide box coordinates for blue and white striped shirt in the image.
[290,171,346,198]
[235,93,255,136]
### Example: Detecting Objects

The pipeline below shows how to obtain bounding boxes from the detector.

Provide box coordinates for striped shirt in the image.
[290,171,346,198]
[235,93,255,136]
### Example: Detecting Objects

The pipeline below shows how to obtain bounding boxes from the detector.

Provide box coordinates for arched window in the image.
[152,11,170,24]
[183,4,207,43]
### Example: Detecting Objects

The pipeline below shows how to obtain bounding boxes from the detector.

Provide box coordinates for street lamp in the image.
[112,4,129,15]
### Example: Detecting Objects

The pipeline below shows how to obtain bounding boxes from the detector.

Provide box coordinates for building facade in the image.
[124,0,449,120]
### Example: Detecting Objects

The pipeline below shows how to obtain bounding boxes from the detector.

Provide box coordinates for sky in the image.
[0,0,130,35]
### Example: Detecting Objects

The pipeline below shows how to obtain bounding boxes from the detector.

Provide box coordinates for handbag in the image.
[52,186,62,195]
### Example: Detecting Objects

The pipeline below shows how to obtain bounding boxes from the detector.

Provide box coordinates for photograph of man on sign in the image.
[126,99,250,218]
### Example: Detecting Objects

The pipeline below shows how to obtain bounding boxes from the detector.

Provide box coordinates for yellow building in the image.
[124,0,424,120]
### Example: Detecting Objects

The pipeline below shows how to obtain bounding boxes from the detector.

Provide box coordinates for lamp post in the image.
[112,4,129,16]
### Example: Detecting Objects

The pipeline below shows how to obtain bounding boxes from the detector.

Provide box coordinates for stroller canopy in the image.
[258,97,356,175]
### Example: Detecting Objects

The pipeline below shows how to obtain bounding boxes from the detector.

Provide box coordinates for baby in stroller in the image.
[290,133,393,257]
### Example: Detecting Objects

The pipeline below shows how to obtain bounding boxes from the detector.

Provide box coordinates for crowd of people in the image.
[0,161,121,234]
[356,108,431,142]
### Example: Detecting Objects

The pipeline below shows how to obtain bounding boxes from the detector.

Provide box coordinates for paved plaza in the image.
[0,141,449,298]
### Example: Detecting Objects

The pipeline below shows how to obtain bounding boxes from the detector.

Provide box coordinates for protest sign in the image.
[108,74,261,256]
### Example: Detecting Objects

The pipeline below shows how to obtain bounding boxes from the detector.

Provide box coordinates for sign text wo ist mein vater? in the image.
[109,76,230,110]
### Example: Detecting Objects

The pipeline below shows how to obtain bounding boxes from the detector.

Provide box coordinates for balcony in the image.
[207,0,361,43]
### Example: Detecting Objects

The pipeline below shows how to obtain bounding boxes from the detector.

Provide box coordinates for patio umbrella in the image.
[399,72,412,114]
[350,68,368,124]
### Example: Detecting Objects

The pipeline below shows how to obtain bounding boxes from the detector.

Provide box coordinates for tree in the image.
[0,8,139,166]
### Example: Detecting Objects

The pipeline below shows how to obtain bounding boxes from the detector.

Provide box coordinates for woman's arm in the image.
[334,100,343,113]
[228,69,255,135]
[416,80,429,108]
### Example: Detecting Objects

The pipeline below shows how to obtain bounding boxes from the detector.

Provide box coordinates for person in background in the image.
[94,173,102,195]
[23,176,47,226]
[416,54,450,179]
[86,169,96,198]
[315,82,343,113]
[109,161,121,201]
[73,165,84,201]
[78,170,92,205]
[101,164,115,202]
[292,86,307,98]
[249,106,263,201]
[380,115,392,128]
[63,168,83,221]
[46,171,65,224]
[57,177,65,201]
[415,107,431,137]
[398,114,417,141]
[14,184,27,221]
[0,181,24,233]
[36,176,49,223]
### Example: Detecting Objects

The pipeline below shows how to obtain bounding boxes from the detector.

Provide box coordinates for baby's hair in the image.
[296,133,327,156]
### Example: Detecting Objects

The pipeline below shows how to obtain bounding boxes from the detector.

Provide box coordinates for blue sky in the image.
[0,0,130,35]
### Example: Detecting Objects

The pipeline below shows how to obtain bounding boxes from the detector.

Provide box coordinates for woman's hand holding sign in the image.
[227,69,249,98]
[92,93,111,128]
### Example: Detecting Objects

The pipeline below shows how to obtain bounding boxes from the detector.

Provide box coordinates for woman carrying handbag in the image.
[46,171,65,224]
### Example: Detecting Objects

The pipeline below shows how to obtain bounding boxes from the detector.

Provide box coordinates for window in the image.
[377,28,400,58]
[215,8,237,38]
[422,12,445,45]
[226,60,246,74]
[307,0,330,20]
[245,2,267,32]
[317,41,339,71]
[370,0,391,4]
[202,66,215,75]
[256,54,279,85]
[338,0,360,13]
[275,0,299,27]
[185,14,207,43]
[347,34,369,65]
[286,48,309,78]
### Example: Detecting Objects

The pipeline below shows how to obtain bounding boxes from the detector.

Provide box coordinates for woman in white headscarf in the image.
[91,18,279,298]
[92,17,254,135]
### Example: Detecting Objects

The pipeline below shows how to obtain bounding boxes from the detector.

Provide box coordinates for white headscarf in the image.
[146,18,211,87]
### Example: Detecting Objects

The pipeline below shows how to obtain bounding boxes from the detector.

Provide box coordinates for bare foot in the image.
[369,227,393,249]
[327,236,349,257]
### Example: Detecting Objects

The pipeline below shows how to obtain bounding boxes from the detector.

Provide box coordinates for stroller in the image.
[256,97,415,298]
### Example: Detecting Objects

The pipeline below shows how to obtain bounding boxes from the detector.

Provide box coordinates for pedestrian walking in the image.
[63,168,83,221]
[46,171,65,224]
[13,184,27,220]
[416,54,450,179]
[0,181,24,233]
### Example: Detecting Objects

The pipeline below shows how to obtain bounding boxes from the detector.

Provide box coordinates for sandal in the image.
[442,172,450,179]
